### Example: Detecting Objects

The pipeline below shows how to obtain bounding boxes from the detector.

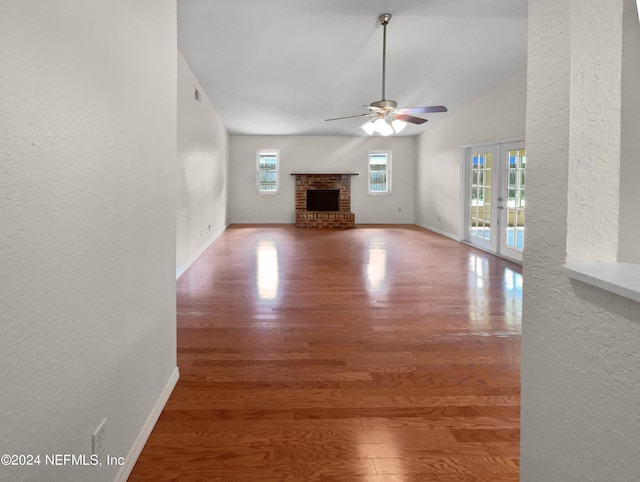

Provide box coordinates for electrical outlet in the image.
[92,419,106,456]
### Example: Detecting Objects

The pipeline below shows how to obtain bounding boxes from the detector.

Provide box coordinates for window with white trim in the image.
[368,151,391,194]
[257,150,279,193]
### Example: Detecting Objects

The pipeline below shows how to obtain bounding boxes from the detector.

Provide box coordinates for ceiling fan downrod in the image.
[372,13,397,110]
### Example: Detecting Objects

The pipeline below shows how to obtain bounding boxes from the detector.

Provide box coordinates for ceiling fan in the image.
[325,13,447,136]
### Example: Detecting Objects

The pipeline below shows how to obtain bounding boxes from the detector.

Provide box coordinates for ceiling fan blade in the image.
[400,105,448,114]
[396,114,428,125]
[325,113,375,122]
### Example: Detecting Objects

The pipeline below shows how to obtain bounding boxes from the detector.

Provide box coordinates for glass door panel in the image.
[468,148,497,252]
[500,144,526,261]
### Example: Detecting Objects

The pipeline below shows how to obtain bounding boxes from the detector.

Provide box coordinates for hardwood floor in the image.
[129,224,522,481]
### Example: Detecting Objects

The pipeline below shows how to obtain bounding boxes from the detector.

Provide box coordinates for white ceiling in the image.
[177,0,528,137]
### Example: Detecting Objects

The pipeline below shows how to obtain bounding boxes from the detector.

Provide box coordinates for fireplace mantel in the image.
[290,173,358,176]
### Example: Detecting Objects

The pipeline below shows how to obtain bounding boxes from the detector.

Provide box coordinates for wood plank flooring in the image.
[129,224,522,481]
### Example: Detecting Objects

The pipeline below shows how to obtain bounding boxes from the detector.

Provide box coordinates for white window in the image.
[368,150,391,194]
[257,150,279,193]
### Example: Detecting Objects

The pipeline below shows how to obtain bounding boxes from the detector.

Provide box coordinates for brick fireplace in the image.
[291,173,357,228]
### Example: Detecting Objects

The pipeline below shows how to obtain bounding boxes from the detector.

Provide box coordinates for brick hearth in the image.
[291,173,357,228]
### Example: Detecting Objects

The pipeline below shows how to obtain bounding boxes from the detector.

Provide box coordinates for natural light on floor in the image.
[256,241,279,300]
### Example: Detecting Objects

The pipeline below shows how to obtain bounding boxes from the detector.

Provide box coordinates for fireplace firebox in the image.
[306,189,339,212]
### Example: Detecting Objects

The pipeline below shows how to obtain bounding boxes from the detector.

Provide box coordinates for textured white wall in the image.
[618,0,640,263]
[566,1,624,262]
[521,1,640,480]
[0,1,177,481]
[414,70,526,238]
[176,52,229,277]
[229,136,416,224]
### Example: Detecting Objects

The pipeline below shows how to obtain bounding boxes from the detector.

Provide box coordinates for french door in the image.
[465,140,526,262]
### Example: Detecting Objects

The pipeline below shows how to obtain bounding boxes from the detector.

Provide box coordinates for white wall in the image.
[414,70,527,238]
[521,1,640,480]
[565,1,623,262]
[229,136,416,224]
[618,0,640,264]
[0,1,177,481]
[176,52,229,278]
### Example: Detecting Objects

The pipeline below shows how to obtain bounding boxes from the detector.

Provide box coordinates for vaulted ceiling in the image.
[178,0,528,137]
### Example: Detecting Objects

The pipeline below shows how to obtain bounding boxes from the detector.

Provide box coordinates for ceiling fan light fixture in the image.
[373,117,387,129]
[391,118,407,133]
[371,117,393,136]
[361,115,406,136]
[361,120,376,135]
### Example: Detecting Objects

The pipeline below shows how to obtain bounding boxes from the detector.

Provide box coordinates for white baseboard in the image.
[176,224,228,279]
[415,222,461,242]
[115,366,179,482]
